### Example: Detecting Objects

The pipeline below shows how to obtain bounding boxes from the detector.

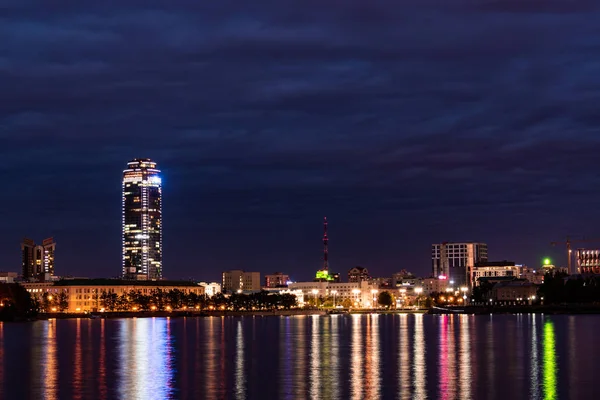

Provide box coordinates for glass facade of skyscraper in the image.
[122,159,162,280]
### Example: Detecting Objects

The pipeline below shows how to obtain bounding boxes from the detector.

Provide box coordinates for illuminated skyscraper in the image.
[21,237,55,281]
[122,159,162,280]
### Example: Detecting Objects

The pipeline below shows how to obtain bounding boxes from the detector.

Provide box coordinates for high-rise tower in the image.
[323,216,329,270]
[315,216,340,282]
[122,159,162,280]
[21,237,55,281]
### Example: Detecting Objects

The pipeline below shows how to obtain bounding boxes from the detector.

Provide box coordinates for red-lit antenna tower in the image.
[323,217,329,270]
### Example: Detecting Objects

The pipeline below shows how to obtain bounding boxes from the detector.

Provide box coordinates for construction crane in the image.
[550,238,600,275]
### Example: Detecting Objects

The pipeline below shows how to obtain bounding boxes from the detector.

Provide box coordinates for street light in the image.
[415,287,423,309]
[371,289,378,309]
[352,289,361,308]
[331,290,338,308]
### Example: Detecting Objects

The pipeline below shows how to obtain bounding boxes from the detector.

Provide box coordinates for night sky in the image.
[2,0,600,281]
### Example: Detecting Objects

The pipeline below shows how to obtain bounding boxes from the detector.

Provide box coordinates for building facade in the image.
[288,280,379,308]
[21,237,56,281]
[420,277,449,295]
[0,272,18,283]
[222,270,261,293]
[198,282,221,297]
[432,242,488,287]
[576,249,600,274]
[264,272,290,288]
[22,279,204,313]
[348,267,369,283]
[491,281,538,303]
[520,266,544,284]
[472,261,520,287]
[122,159,162,280]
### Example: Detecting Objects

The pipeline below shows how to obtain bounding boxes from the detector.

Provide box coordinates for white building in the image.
[472,261,520,287]
[288,280,379,308]
[198,282,221,297]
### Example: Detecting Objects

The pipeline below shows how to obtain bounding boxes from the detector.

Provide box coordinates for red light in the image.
[438,275,447,280]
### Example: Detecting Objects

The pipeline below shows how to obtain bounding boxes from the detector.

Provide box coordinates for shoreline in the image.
[9,305,600,321]
[428,304,600,315]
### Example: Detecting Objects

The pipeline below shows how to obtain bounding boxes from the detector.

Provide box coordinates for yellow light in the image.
[100,308,105,312]
[76,308,81,312]
[151,306,157,311]
[48,295,53,301]
[132,307,138,311]
[51,307,57,312]
[195,306,200,310]
[166,306,172,311]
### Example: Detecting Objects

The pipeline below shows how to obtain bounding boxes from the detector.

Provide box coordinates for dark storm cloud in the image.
[2,0,600,278]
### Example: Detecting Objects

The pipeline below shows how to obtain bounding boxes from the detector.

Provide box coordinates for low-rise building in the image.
[198,282,221,296]
[264,272,290,288]
[420,277,449,295]
[520,266,544,284]
[288,280,379,308]
[348,266,369,283]
[491,280,538,303]
[472,261,520,287]
[0,272,18,283]
[222,270,261,293]
[21,278,204,313]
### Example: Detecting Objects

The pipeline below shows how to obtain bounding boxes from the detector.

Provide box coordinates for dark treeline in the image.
[98,289,298,312]
[0,283,37,320]
[539,271,600,304]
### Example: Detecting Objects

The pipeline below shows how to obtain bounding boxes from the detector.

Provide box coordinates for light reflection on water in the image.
[309,315,321,400]
[0,314,584,399]
[235,320,245,399]
[351,314,363,400]
[530,315,540,399]
[398,314,411,400]
[458,315,472,400]
[117,318,175,400]
[543,321,557,400]
[413,313,427,400]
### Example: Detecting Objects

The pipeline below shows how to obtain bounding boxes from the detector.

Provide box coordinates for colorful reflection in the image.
[73,318,82,398]
[413,314,427,400]
[42,320,58,400]
[329,315,340,400]
[438,315,457,399]
[364,314,381,400]
[458,315,472,400]
[543,321,557,400]
[309,315,322,399]
[351,314,363,400]
[117,318,175,399]
[398,314,411,400]
[98,319,107,399]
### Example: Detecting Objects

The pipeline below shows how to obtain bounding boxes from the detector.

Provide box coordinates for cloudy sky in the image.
[2,0,600,281]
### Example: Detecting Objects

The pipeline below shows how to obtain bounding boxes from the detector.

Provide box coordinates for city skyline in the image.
[2,1,599,280]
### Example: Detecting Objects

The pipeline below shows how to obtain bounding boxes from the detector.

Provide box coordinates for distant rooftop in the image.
[476,261,516,267]
[53,278,198,287]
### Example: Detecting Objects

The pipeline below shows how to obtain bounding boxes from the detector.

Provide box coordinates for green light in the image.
[544,258,551,265]
[315,270,329,280]
[543,321,557,400]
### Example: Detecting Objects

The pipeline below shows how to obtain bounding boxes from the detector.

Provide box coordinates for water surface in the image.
[0,314,599,399]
